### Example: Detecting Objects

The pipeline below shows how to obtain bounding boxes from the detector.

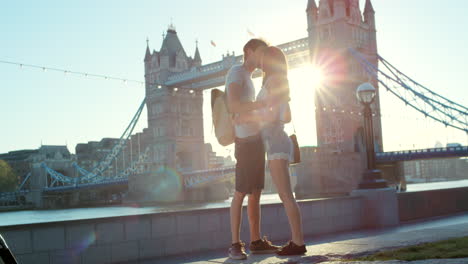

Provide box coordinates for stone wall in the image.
[0,196,363,264]
[4,187,468,263]
[398,187,468,222]
[295,151,365,198]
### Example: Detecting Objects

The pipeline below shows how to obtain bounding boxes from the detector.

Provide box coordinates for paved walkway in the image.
[147,213,468,264]
[321,260,468,264]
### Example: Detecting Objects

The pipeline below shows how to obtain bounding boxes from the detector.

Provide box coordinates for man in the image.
[226,39,280,260]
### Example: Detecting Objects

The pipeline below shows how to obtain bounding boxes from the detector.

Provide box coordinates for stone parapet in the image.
[0,196,363,263]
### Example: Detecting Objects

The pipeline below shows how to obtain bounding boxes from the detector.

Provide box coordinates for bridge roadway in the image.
[1,180,467,227]
[29,146,467,194]
[376,146,468,163]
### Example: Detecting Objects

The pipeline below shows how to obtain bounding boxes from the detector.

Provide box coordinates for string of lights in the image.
[0,59,145,86]
[0,59,463,127]
[0,58,203,93]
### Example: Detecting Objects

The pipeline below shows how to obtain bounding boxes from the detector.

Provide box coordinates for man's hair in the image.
[243,39,268,60]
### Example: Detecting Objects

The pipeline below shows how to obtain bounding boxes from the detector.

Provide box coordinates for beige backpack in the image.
[211,89,235,146]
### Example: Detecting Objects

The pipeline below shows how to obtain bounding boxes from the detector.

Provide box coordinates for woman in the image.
[237,46,306,255]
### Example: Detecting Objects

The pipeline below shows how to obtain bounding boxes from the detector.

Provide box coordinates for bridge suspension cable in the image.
[350,48,468,134]
[18,172,31,190]
[42,143,151,188]
[41,97,147,186]
[75,97,147,181]
[41,163,77,186]
[73,145,151,183]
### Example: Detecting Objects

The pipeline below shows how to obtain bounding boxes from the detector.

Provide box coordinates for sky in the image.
[1,0,467,157]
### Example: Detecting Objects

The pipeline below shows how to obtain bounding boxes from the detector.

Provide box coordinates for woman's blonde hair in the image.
[262,46,290,98]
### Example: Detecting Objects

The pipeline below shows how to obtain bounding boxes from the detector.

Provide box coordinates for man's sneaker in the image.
[276,241,307,256]
[229,242,247,260]
[249,236,280,254]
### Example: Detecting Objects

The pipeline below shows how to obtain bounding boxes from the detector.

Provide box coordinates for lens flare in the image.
[150,166,183,202]
[75,231,96,254]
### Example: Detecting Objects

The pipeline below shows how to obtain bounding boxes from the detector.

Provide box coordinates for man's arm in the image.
[227,82,265,114]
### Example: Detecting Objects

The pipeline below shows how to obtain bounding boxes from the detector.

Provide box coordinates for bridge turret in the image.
[348,0,363,25]
[333,0,347,19]
[193,42,202,67]
[307,0,318,16]
[364,0,377,53]
[159,24,191,72]
[144,38,151,62]
[307,0,319,63]
[175,49,188,70]
[159,46,170,70]
[318,0,333,21]
[364,0,375,29]
[144,39,152,78]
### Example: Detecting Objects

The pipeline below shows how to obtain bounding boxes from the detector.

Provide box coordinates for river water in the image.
[1,179,468,227]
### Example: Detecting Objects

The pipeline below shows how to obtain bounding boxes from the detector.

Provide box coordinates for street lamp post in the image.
[356,83,388,189]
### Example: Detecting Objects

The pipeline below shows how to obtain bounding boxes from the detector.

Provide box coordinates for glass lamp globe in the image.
[356,82,376,104]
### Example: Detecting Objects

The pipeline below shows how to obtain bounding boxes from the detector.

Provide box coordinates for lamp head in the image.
[356,82,376,104]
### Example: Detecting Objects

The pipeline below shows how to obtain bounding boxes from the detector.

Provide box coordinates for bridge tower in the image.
[296,0,383,198]
[28,146,76,208]
[307,0,383,153]
[144,24,206,172]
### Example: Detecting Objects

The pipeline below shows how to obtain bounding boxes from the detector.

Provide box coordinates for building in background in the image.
[403,158,467,183]
[205,143,235,169]
[0,145,75,190]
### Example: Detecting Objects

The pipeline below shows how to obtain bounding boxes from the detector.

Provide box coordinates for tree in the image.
[0,160,18,192]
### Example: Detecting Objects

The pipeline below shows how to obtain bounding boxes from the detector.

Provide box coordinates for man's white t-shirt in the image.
[225,65,260,138]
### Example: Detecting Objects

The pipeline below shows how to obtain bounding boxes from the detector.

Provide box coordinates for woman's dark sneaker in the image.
[229,241,247,260]
[276,241,307,256]
[249,236,280,254]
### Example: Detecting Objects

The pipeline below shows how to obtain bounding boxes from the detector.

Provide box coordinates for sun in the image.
[309,65,325,88]
[291,64,324,90]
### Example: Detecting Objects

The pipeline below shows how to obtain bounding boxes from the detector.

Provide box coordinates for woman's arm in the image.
[279,102,292,123]
[234,112,261,124]
[264,75,291,123]
[235,107,278,125]
[227,82,267,114]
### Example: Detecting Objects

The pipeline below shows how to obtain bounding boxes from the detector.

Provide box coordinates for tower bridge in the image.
[1,0,467,209]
